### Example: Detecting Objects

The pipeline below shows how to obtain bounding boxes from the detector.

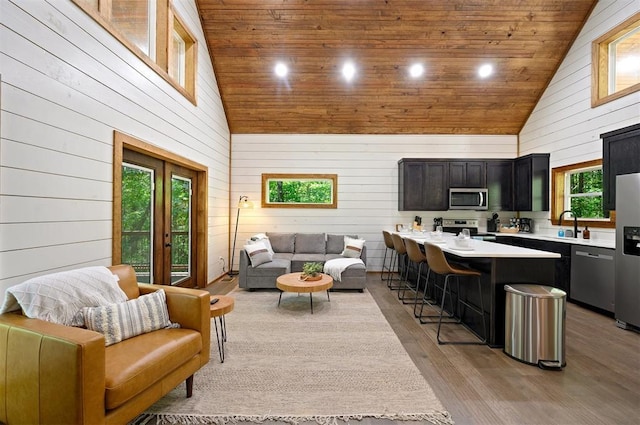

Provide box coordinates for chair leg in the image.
[416,270,455,324]
[381,247,389,281]
[386,251,401,290]
[437,274,486,345]
[399,261,422,304]
[387,251,403,290]
[186,375,194,398]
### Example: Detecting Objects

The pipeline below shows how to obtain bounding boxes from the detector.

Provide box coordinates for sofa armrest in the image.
[360,245,367,266]
[0,313,106,425]
[238,249,250,288]
[138,284,210,365]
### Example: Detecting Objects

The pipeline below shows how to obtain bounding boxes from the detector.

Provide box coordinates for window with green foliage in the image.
[566,167,604,219]
[552,159,612,228]
[261,174,337,208]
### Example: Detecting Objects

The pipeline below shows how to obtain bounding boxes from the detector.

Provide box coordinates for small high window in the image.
[169,10,196,95]
[592,12,640,107]
[72,0,197,103]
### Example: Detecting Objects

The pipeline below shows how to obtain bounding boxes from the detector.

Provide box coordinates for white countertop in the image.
[397,232,561,259]
[493,232,616,250]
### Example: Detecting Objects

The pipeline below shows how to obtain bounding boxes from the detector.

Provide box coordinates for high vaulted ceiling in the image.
[196,0,597,135]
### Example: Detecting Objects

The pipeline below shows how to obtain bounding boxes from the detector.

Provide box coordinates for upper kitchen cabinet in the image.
[486,160,514,211]
[398,159,449,211]
[602,123,640,215]
[514,153,550,211]
[449,161,486,188]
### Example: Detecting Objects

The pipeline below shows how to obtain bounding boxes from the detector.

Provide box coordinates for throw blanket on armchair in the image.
[323,258,365,282]
[0,266,128,327]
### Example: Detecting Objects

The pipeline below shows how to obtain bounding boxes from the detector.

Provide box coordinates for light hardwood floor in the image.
[206,274,640,425]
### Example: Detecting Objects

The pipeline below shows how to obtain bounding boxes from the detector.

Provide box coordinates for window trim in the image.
[261,173,338,209]
[591,11,640,107]
[113,131,208,286]
[168,5,197,96]
[72,0,197,105]
[551,159,614,228]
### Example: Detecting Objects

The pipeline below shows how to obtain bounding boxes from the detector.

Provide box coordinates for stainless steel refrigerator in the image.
[615,173,640,330]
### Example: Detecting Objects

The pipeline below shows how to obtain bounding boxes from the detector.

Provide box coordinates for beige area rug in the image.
[139,289,454,425]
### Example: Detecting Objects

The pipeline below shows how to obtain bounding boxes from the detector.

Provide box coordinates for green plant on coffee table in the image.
[302,262,323,278]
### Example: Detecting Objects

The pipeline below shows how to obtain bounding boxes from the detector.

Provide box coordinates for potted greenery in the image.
[301,262,324,281]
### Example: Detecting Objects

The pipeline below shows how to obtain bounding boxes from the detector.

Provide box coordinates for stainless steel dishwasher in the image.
[570,245,615,313]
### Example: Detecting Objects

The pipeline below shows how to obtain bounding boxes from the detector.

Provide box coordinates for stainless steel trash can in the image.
[504,284,567,369]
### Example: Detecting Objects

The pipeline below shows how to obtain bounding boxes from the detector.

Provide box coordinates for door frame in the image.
[113,130,208,288]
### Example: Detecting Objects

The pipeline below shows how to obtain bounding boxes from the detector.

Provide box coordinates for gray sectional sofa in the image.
[238,232,367,291]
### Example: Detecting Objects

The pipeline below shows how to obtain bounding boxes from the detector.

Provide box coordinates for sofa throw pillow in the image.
[247,234,274,256]
[244,242,273,267]
[82,289,178,346]
[341,236,365,258]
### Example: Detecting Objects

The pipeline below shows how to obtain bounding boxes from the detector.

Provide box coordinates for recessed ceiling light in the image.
[342,62,356,82]
[478,63,493,78]
[274,62,288,78]
[409,63,424,78]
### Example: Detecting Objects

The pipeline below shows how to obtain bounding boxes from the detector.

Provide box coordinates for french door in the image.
[120,149,198,287]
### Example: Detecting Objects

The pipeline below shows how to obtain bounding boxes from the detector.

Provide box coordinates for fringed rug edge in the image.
[137,411,454,425]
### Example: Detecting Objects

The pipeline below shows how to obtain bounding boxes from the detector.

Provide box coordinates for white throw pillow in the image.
[247,234,275,256]
[342,236,365,258]
[244,242,273,267]
[82,289,178,346]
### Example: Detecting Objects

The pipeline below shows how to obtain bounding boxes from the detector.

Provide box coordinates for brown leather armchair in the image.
[0,264,211,424]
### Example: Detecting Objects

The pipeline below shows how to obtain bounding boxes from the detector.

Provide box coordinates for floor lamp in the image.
[228,195,253,276]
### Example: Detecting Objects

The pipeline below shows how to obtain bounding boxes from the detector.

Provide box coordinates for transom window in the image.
[592,12,640,107]
[72,0,197,103]
[261,174,338,209]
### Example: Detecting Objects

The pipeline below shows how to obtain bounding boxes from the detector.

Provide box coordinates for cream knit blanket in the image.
[323,258,364,282]
[0,266,128,327]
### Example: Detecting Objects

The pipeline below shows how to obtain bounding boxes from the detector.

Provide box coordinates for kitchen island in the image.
[398,232,561,347]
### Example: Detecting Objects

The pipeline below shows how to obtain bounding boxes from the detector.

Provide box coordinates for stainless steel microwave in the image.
[449,188,488,210]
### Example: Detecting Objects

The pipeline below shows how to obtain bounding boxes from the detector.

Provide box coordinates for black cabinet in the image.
[495,236,571,296]
[398,159,448,211]
[449,161,486,188]
[514,153,550,211]
[602,123,640,215]
[486,160,514,211]
[399,154,549,212]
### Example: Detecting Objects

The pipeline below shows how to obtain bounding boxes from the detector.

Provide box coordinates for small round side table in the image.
[209,295,234,363]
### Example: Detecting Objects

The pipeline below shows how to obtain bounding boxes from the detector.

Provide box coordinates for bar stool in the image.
[390,233,409,291]
[381,230,397,283]
[398,238,428,305]
[424,243,487,345]
[414,243,455,324]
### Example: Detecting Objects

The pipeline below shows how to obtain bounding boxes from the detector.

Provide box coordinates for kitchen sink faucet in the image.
[558,210,580,238]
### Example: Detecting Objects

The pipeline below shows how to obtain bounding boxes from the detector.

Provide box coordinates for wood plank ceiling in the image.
[196,0,597,135]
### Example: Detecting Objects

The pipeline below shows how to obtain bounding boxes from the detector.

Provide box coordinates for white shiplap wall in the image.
[519,0,640,241]
[0,0,231,300]
[230,134,517,272]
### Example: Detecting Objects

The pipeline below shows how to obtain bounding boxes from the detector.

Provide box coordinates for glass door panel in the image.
[170,175,192,285]
[121,164,154,283]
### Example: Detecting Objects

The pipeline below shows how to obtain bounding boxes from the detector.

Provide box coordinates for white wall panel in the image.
[0,0,230,300]
[231,134,517,272]
[519,0,640,240]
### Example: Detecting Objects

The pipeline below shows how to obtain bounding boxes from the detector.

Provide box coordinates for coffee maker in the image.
[519,218,534,233]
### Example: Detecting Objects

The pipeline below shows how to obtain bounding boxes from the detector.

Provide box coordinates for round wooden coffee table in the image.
[276,272,333,314]
[209,295,234,362]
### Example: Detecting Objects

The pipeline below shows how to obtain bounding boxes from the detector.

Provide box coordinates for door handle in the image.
[165,242,172,247]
